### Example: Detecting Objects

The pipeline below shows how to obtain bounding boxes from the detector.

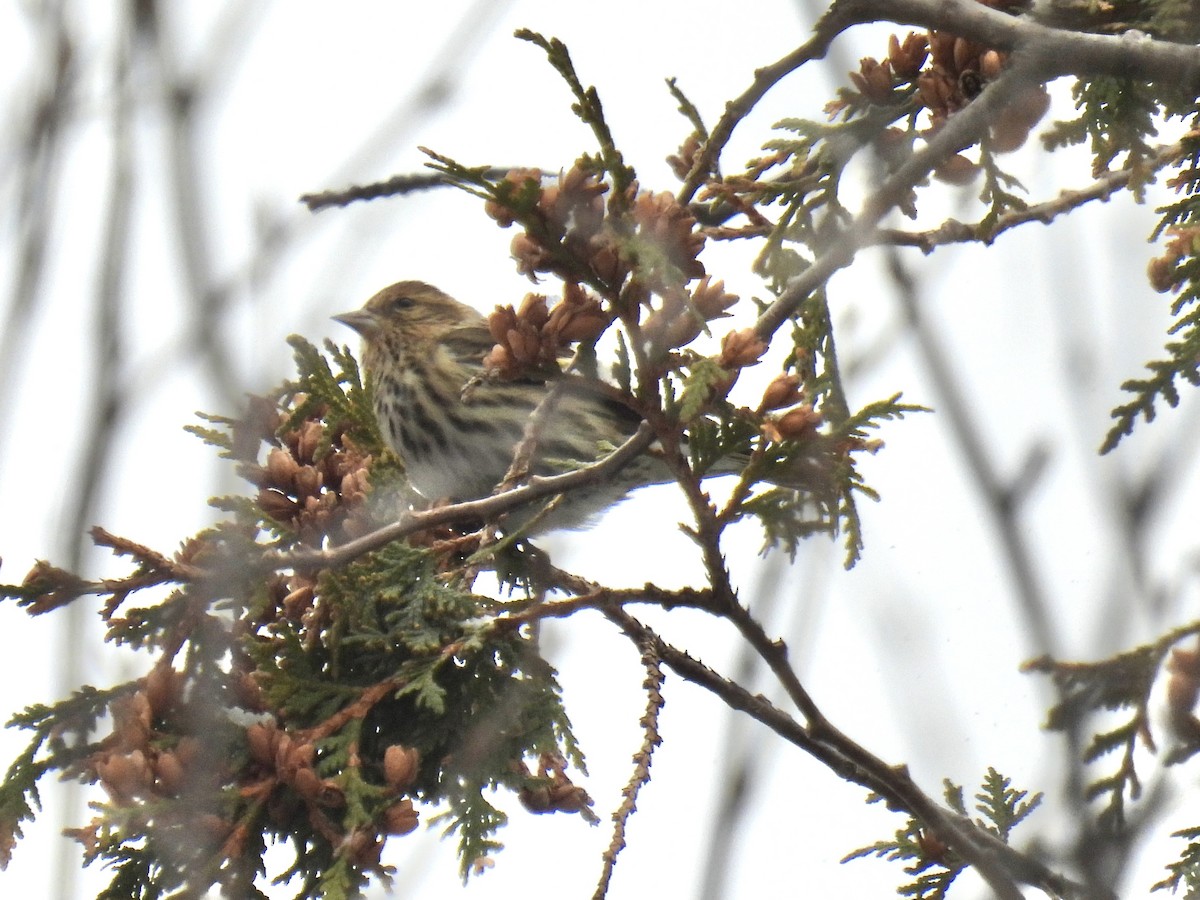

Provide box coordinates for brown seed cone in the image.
[933,153,979,186]
[247,722,279,767]
[383,798,420,835]
[383,745,421,791]
[719,328,768,368]
[888,32,929,80]
[153,750,187,796]
[760,373,804,412]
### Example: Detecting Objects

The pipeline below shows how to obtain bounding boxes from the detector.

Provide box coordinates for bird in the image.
[334,280,828,534]
[333,280,662,532]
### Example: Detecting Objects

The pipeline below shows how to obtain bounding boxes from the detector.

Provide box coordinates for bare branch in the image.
[605,608,1100,900]
[271,423,657,574]
[754,50,1045,341]
[300,168,517,212]
[592,640,665,900]
[676,5,855,205]
[845,0,1200,86]
[876,136,1193,252]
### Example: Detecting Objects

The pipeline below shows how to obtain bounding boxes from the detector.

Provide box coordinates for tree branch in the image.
[754,49,1045,341]
[676,4,856,205]
[845,0,1200,86]
[592,640,665,900]
[605,607,1102,900]
[268,423,657,574]
[300,168,517,212]
[875,136,1192,253]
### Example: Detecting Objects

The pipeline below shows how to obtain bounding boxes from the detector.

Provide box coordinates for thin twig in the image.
[498,584,712,626]
[300,169,516,212]
[875,137,1193,253]
[676,4,855,205]
[265,423,657,574]
[592,638,665,900]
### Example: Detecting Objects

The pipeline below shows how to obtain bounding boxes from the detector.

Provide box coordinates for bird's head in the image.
[333,281,482,346]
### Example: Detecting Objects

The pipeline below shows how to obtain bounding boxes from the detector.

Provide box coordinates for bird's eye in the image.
[391,296,416,312]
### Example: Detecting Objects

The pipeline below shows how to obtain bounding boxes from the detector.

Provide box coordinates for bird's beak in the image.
[332,309,379,337]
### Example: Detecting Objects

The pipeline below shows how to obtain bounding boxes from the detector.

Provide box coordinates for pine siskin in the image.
[334,280,820,532]
[334,281,666,531]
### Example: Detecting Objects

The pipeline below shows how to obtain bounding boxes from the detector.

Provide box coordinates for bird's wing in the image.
[447,321,640,435]
[442,322,495,374]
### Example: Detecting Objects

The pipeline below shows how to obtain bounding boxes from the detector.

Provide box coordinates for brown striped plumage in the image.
[334,281,662,530]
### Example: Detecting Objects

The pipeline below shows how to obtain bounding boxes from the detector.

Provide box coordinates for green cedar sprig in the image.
[1024,622,1200,832]
[844,768,1042,900]
[1102,124,1200,452]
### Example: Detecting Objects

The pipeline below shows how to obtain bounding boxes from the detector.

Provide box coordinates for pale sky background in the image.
[1,2,1198,898]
